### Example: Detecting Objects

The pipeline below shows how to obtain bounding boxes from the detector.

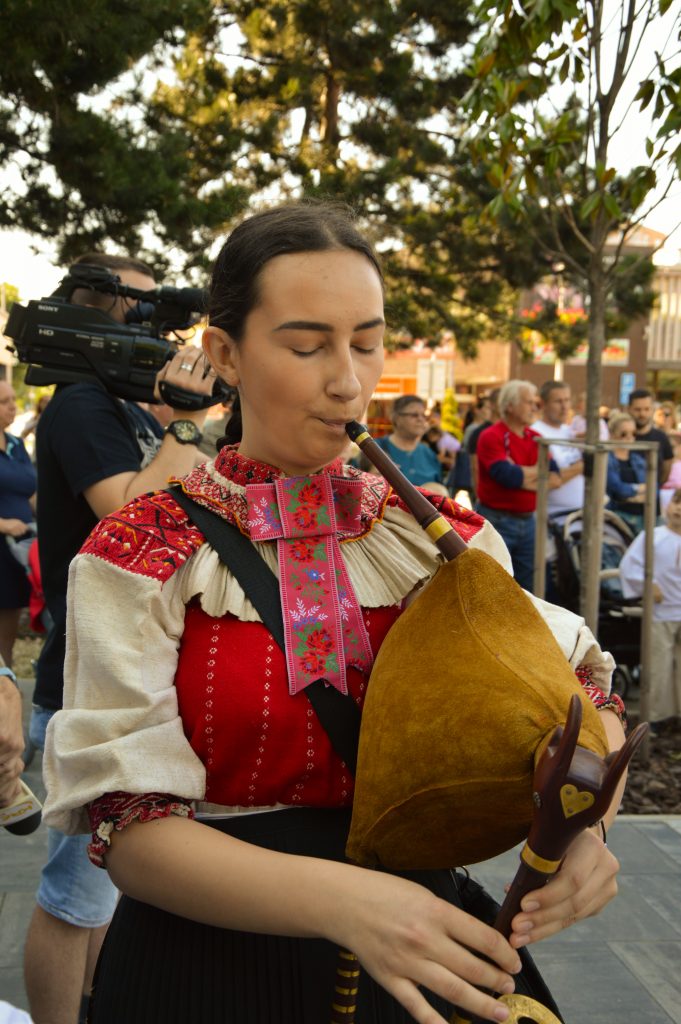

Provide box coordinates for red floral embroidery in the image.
[298,482,324,508]
[386,489,486,544]
[307,628,333,656]
[293,505,315,530]
[80,491,205,583]
[575,666,627,727]
[289,539,314,562]
[87,791,194,868]
[171,445,392,542]
[301,651,325,675]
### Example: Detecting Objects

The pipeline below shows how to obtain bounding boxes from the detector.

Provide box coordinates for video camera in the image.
[4,263,229,410]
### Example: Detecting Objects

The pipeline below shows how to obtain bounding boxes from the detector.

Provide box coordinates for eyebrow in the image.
[273,317,385,333]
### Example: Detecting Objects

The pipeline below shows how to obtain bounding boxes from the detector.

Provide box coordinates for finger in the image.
[173,349,203,373]
[445,908,522,976]
[511,863,618,944]
[387,974,511,1024]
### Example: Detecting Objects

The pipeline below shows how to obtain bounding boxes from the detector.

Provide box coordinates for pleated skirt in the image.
[87,807,562,1023]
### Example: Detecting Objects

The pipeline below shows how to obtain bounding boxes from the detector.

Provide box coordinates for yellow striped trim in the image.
[521,843,561,874]
[339,951,358,961]
[425,517,453,542]
[335,986,359,996]
[332,1004,357,1014]
[337,969,361,978]
[354,430,371,445]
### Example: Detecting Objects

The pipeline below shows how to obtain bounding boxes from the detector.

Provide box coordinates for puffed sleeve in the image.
[42,551,207,835]
[525,592,615,696]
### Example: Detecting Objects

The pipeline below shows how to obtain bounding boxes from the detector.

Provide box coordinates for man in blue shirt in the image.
[375,394,442,487]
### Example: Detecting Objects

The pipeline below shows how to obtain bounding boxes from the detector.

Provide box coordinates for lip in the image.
[318,417,352,431]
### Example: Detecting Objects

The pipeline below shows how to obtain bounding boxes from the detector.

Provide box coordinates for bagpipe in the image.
[330,421,648,1024]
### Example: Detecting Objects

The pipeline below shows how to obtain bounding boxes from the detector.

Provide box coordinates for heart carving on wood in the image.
[560,783,595,819]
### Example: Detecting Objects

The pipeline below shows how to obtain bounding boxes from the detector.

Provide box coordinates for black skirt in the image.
[88,807,562,1024]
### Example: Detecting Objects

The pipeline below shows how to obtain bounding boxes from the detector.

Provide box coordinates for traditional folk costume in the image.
[43,447,621,1023]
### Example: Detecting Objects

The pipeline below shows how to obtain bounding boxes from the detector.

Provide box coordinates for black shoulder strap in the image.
[169,486,360,774]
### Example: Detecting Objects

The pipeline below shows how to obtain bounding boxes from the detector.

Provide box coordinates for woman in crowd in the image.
[44,203,624,1024]
[0,380,37,667]
[606,412,647,535]
[374,394,442,487]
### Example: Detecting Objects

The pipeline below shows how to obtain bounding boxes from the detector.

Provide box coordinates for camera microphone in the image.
[0,779,42,835]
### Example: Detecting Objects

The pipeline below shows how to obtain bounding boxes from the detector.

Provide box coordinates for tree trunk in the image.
[322,73,340,150]
[579,260,607,631]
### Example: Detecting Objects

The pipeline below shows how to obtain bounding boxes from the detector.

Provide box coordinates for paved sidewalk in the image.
[2,680,681,1022]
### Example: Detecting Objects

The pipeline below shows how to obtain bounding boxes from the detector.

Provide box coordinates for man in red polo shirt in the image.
[476,379,561,589]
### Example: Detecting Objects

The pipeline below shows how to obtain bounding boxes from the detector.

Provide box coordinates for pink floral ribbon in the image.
[245,474,374,696]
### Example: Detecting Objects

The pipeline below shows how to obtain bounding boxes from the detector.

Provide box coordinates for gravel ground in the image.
[620,713,681,814]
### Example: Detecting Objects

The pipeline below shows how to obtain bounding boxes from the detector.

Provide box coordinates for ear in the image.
[202,326,240,387]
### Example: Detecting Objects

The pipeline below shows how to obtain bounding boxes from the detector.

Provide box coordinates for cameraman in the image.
[24,253,213,1024]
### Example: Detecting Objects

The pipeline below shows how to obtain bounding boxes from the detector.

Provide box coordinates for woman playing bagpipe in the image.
[43,202,628,1024]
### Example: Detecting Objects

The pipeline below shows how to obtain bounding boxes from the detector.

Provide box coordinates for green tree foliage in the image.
[1,0,670,362]
[461,0,680,622]
[462,0,679,409]
[0,0,562,351]
[0,0,244,268]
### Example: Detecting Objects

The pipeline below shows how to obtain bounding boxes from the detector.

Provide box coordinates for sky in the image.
[1,1,679,306]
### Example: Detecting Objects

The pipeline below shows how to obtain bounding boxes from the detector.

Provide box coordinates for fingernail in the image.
[521,900,540,912]
[500,980,515,995]
[515,920,533,933]
[494,1005,510,1021]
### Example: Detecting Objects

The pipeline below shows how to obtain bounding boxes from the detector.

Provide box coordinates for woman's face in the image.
[204,249,385,476]
[613,419,636,442]
[393,401,428,441]
[0,382,17,431]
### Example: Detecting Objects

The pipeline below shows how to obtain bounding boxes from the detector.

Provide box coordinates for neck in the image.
[504,415,525,436]
[389,433,420,451]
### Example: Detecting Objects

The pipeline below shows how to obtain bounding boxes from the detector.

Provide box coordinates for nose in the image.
[326,347,362,403]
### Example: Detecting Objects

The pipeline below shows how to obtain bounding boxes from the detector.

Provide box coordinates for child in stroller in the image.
[548,508,641,697]
[620,488,681,729]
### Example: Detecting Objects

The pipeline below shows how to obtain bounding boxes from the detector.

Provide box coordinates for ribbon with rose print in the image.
[245,474,374,697]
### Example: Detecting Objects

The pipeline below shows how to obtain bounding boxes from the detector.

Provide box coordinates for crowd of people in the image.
[0,201,651,1024]
[373,380,681,730]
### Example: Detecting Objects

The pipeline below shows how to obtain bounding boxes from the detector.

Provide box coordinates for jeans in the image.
[29,706,118,927]
[475,504,536,591]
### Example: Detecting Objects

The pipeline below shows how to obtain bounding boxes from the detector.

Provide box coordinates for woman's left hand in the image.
[508,828,619,948]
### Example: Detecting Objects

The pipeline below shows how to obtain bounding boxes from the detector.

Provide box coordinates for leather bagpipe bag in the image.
[346,548,609,870]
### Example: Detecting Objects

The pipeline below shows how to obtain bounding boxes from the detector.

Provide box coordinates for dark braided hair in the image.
[208,201,383,447]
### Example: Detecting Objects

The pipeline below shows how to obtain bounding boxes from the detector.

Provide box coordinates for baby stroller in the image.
[548,509,641,698]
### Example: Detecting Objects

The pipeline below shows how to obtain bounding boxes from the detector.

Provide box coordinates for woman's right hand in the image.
[0,517,30,538]
[331,868,521,1023]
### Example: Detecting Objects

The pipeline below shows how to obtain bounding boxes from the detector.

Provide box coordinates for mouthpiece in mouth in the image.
[345,421,367,442]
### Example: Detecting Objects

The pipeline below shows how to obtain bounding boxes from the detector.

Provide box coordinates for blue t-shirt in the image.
[374,436,442,486]
[0,432,36,524]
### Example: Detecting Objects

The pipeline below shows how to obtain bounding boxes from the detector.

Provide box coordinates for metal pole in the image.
[581,445,607,635]
[638,445,658,764]
[533,440,550,598]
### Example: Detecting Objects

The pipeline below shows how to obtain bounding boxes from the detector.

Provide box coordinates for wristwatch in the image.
[166,420,203,446]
